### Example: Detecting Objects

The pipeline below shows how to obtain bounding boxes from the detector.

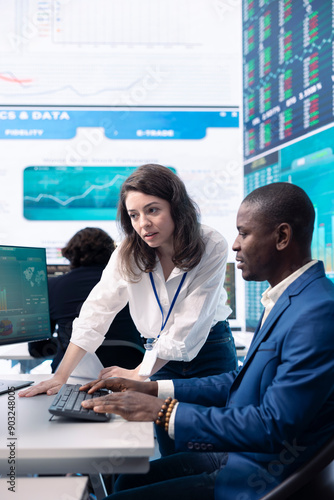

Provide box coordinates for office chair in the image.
[260,434,334,499]
[94,303,145,370]
[95,339,145,370]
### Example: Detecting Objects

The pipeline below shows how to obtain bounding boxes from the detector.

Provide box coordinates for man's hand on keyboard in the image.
[80,377,158,397]
[81,390,164,422]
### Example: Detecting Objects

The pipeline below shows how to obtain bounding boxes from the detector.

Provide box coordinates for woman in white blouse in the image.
[20,164,237,394]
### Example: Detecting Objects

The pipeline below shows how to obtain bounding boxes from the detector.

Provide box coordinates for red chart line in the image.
[0,73,33,84]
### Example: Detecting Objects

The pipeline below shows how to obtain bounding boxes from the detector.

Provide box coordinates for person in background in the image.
[29,227,144,372]
[20,164,237,454]
[80,182,334,500]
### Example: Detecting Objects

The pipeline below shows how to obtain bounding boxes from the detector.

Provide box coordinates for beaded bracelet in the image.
[164,398,178,433]
[155,397,178,433]
[155,397,172,427]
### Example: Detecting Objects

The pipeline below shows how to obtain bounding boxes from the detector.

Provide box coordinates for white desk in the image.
[0,374,155,498]
[0,476,89,500]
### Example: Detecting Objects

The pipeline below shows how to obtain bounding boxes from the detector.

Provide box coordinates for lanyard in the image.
[149,271,187,335]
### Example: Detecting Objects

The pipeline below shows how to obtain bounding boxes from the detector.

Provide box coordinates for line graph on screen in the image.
[23,166,138,220]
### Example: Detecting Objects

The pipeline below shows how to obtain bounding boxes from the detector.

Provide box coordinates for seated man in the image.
[81,183,334,500]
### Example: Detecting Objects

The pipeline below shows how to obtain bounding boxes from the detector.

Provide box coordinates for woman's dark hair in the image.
[243,182,315,247]
[62,227,115,269]
[117,164,205,280]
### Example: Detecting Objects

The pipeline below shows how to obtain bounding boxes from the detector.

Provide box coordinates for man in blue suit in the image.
[82,182,334,500]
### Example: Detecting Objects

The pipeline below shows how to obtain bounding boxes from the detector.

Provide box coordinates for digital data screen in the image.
[0,107,241,261]
[243,0,334,161]
[0,0,240,107]
[0,1,244,329]
[242,0,334,329]
[0,245,51,345]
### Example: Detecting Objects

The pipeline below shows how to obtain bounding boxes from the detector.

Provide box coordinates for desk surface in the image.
[0,476,89,500]
[0,374,155,478]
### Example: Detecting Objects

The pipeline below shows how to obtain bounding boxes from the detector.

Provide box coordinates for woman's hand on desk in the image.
[81,390,163,422]
[18,375,66,397]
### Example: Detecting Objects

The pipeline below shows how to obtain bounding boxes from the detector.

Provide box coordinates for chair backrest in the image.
[95,303,145,369]
[260,435,334,500]
[101,339,145,352]
[95,339,145,369]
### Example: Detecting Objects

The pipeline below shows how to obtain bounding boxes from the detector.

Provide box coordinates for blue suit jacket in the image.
[173,261,334,500]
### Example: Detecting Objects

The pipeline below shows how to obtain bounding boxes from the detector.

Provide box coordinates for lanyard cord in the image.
[149,271,187,335]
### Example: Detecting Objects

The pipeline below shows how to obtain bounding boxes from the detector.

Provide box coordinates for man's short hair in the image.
[243,182,315,247]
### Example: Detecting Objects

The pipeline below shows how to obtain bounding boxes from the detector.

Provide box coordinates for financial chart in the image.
[0,0,241,106]
[23,166,138,220]
[242,0,334,329]
[243,0,334,160]
[0,106,241,259]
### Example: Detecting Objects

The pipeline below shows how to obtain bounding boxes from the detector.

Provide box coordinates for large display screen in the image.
[243,0,334,161]
[242,0,334,329]
[0,1,244,328]
[0,0,240,107]
[0,107,241,254]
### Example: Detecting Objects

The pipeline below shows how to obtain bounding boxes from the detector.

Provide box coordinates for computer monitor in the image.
[0,245,52,346]
[0,245,52,392]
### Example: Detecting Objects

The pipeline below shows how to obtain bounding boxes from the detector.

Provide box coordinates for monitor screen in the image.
[0,245,51,346]
[242,0,334,330]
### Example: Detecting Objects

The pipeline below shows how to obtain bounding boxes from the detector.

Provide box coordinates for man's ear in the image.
[275,223,292,250]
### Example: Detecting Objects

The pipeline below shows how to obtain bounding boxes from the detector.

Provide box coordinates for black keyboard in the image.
[48,383,112,422]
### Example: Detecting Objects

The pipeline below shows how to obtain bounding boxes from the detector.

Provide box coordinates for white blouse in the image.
[70,224,232,374]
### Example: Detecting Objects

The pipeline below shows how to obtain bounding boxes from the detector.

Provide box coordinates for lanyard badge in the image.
[144,271,187,350]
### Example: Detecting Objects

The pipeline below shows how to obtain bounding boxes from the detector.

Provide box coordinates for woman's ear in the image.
[276,223,292,251]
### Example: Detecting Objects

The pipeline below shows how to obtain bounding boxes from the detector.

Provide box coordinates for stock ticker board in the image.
[243,0,334,161]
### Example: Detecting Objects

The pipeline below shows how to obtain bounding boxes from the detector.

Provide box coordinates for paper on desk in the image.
[71,352,104,380]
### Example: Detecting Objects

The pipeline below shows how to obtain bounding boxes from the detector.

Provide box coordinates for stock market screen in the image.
[242,0,334,329]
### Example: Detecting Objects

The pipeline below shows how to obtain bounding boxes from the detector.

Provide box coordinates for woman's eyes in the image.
[129,207,159,219]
